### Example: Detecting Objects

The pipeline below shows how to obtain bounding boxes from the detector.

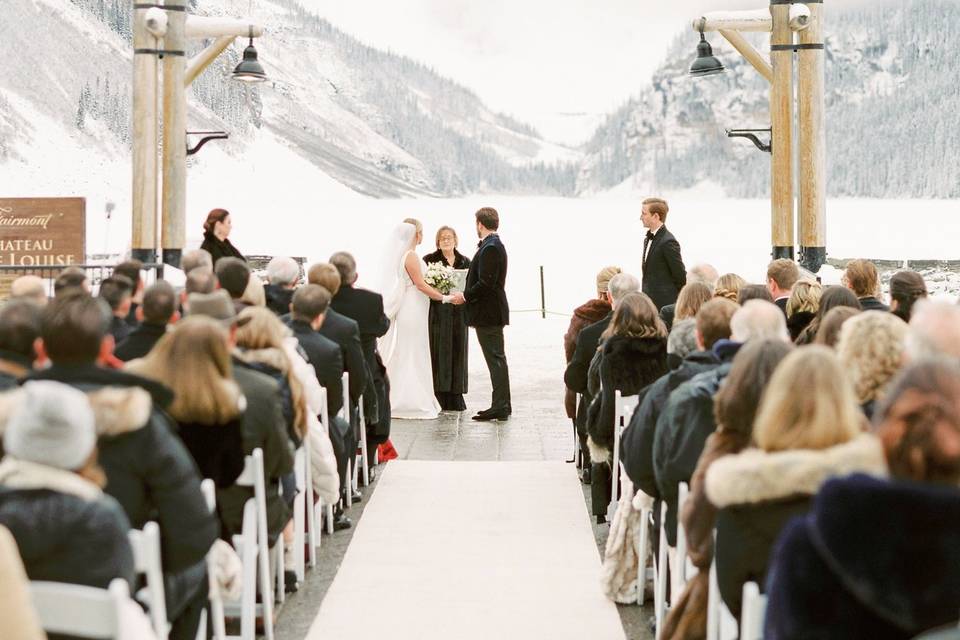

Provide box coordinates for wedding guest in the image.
[215,257,252,313]
[714,273,746,302]
[843,259,889,311]
[906,300,960,360]
[889,270,928,323]
[53,266,90,297]
[200,208,245,266]
[265,256,301,316]
[241,274,266,308]
[795,285,862,345]
[814,306,861,348]
[98,275,135,344]
[0,299,41,393]
[113,260,145,326]
[738,284,774,305]
[10,275,47,306]
[423,226,472,411]
[564,266,620,441]
[786,279,822,342]
[181,249,213,275]
[127,317,245,489]
[764,359,960,639]
[115,280,179,362]
[836,311,908,419]
[659,263,718,329]
[767,259,800,316]
[329,251,393,461]
[674,282,713,324]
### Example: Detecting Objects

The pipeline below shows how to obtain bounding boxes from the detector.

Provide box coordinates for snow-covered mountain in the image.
[0,0,579,199]
[577,0,960,198]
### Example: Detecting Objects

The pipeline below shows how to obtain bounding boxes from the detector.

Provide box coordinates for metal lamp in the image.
[689,31,725,78]
[232,36,267,83]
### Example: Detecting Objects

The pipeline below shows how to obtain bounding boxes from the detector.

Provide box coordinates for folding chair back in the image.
[225,499,259,640]
[128,521,168,640]
[341,373,354,508]
[674,481,690,595]
[231,449,275,640]
[199,479,226,640]
[292,446,308,583]
[609,391,640,519]
[740,581,767,640]
[707,547,739,640]
[30,578,130,639]
[654,500,670,639]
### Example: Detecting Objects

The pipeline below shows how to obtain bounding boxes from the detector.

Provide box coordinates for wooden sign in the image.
[0,198,85,268]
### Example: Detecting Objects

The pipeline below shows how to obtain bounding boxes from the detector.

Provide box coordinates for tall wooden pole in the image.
[770,2,794,260]
[797,1,826,272]
[131,2,159,264]
[161,1,187,269]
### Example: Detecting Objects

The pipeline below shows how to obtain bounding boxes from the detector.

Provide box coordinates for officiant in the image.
[423,226,471,410]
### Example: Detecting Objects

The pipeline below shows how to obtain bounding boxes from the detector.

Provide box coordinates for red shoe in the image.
[377,440,399,462]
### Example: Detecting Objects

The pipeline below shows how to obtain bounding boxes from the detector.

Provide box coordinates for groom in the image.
[452,207,511,421]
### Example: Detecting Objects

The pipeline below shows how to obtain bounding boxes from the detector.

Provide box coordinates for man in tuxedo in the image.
[452,207,510,422]
[329,251,392,456]
[640,197,686,311]
[767,258,799,317]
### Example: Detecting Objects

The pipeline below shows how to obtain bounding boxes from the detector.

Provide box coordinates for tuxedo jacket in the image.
[331,284,390,373]
[464,234,509,328]
[316,308,368,405]
[642,226,686,310]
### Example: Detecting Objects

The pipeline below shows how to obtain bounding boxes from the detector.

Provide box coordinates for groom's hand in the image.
[451,292,465,305]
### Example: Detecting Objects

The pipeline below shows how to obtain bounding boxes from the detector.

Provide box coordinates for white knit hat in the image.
[3,381,97,471]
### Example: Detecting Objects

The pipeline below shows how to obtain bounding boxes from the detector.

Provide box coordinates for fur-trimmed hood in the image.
[0,458,102,501]
[705,434,887,507]
[0,385,152,442]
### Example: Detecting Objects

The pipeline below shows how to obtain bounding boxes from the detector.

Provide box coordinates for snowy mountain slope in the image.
[578,0,960,198]
[0,0,579,199]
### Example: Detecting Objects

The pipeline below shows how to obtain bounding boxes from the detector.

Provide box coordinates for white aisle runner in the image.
[306,461,626,640]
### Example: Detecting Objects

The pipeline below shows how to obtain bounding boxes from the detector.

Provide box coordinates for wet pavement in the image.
[275,316,654,639]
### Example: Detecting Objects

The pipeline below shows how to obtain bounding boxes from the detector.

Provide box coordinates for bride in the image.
[377,219,458,419]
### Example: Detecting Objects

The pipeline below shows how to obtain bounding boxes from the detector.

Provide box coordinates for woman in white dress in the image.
[377,220,457,419]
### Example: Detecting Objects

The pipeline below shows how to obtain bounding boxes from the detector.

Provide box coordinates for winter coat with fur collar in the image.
[586,335,667,463]
[705,435,887,618]
[563,299,612,419]
[764,473,960,640]
[24,364,218,575]
[0,458,135,591]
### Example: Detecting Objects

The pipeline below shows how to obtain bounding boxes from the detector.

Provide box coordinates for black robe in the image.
[423,250,471,409]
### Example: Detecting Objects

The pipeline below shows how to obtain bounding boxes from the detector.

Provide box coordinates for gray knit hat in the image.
[3,381,97,471]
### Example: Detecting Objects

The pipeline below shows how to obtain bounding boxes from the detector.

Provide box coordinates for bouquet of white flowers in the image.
[424,262,456,294]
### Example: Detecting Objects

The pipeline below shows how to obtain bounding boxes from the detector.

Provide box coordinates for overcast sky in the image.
[312,1,766,133]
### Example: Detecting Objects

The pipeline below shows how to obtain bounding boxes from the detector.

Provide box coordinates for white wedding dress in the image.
[378,238,441,420]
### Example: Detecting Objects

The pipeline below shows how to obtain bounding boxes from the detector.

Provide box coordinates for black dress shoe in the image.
[333,514,353,531]
[581,466,592,484]
[474,407,495,417]
[284,570,299,593]
[472,410,509,422]
[351,489,362,503]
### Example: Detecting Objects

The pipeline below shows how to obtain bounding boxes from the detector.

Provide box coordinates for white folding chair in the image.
[225,499,259,640]
[357,398,370,487]
[128,521,168,640]
[741,581,767,640]
[199,479,226,640]
[340,373,354,508]
[30,578,132,639]
[674,481,691,596]
[292,446,308,583]
[317,386,336,537]
[304,411,319,568]
[654,500,670,639]
[635,503,653,605]
[609,390,641,520]
[226,449,275,640]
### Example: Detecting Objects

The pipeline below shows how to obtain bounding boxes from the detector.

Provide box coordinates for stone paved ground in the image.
[276,315,654,640]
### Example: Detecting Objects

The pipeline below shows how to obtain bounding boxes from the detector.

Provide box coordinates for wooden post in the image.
[161,0,187,269]
[131,2,158,263]
[797,2,827,272]
[539,266,546,319]
[770,2,794,260]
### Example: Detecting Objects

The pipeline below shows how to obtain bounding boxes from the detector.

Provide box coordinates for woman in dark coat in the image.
[585,292,668,520]
[422,226,471,411]
[765,359,960,640]
[199,208,246,266]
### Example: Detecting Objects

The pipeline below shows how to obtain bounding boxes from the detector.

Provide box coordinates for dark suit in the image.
[465,233,510,413]
[642,226,686,310]
[285,318,354,494]
[774,296,789,318]
[330,285,392,446]
[115,322,167,362]
[317,308,368,406]
[564,313,612,467]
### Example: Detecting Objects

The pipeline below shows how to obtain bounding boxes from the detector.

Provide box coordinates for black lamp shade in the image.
[232,39,267,83]
[689,33,725,77]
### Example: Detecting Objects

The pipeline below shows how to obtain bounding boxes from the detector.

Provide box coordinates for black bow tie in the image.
[646,231,655,241]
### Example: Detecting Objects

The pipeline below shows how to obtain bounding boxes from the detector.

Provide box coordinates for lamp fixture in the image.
[231,32,267,83]
[689,30,725,78]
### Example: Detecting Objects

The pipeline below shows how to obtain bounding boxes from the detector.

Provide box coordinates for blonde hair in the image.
[241,274,266,307]
[786,279,822,317]
[836,311,908,405]
[403,218,423,236]
[435,226,458,249]
[714,273,746,302]
[675,282,713,321]
[235,307,307,438]
[596,265,622,295]
[129,317,241,425]
[602,292,667,340]
[753,346,863,452]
